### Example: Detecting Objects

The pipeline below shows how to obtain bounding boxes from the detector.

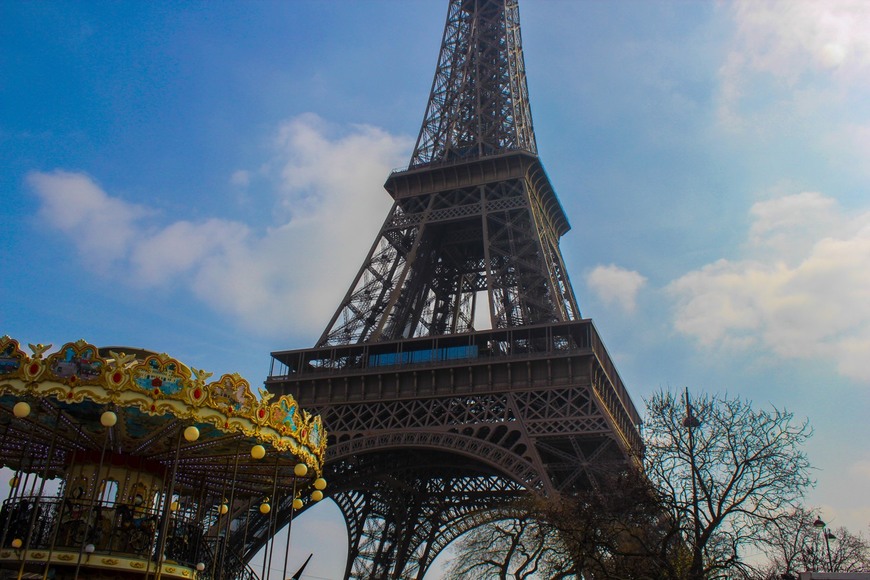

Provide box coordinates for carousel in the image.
[0,336,327,580]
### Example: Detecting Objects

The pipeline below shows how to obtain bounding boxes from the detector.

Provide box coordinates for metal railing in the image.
[270,320,597,379]
[0,495,198,564]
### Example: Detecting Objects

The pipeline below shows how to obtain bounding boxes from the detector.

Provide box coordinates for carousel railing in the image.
[0,494,202,566]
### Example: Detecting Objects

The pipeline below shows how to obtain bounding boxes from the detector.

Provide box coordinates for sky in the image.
[3,0,870,578]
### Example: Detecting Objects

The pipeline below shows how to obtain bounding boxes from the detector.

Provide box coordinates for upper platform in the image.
[384,151,571,237]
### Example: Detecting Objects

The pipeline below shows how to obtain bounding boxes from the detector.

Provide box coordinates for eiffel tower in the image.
[262,0,643,577]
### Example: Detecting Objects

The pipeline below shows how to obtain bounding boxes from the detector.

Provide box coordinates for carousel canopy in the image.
[0,336,327,498]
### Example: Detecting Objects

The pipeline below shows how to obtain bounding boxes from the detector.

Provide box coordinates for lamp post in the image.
[682,388,703,580]
[813,516,834,572]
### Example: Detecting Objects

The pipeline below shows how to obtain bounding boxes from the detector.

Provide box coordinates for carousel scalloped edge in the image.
[0,336,327,466]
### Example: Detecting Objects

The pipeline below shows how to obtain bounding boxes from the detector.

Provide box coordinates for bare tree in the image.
[442,510,576,580]
[644,390,813,580]
[537,468,687,580]
[825,525,870,572]
[444,469,685,580]
[757,506,870,577]
[756,505,818,577]
[444,390,813,579]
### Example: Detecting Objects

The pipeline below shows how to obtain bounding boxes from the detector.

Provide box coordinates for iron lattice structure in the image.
[261,0,643,578]
[318,0,576,347]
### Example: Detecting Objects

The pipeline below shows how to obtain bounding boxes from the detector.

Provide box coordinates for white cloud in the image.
[130,219,249,286]
[849,459,870,482]
[272,113,404,222]
[230,169,251,187]
[586,265,647,314]
[27,114,410,337]
[668,191,870,382]
[718,0,870,131]
[747,191,841,263]
[28,170,149,267]
[731,0,870,80]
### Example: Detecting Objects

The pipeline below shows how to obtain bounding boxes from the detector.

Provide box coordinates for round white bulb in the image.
[184,426,200,442]
[100,411,117,427]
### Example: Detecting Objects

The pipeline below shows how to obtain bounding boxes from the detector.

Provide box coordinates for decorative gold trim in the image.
[0,336,327,468]
[130,561,146,569]
[102,558,119,565]
[58,554,74,561]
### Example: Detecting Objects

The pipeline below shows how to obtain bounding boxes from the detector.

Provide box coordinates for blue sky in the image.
[3,1,870,577]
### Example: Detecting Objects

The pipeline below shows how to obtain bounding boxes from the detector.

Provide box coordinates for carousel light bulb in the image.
[84,543,95,554]
[259,501,271,514]
[11,538,22,549]
[9,476,18,488]
[292,498,303,510]
[219,502,229,515]
[251,444,266,459]
[313,477,327,491]
[311,490,323,502]
[170,501,180,511]
[13,402,30,418]
[294,463,308,477]
[196,563,206,571]
[100,411,117,427]
[183,426,200,442]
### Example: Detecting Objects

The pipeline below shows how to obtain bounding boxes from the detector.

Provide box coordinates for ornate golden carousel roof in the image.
[0,335,326,497]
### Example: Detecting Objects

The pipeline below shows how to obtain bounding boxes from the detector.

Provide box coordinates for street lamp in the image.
[683,389,703,580]
[813,516,834,572]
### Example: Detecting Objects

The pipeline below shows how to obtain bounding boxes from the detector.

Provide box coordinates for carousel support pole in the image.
[217,438,243,579]
[153,425,185,580]
[239,489,252,570]
[0,467,24,551]
[280,476,299,580]
[17,406,63,580]
[209,456,231,580]
[0,417,10,458]
[72,413,112,580]
[259,501,270,580]
[144,494,163,577]
[0,417,12,547]
[104,453,131,555]
[263,454,281,580]
[41,447,78,580]
[260,456,279,580]
[18,458,35,501]
[1,411,33,552]
[190,478,207,575]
